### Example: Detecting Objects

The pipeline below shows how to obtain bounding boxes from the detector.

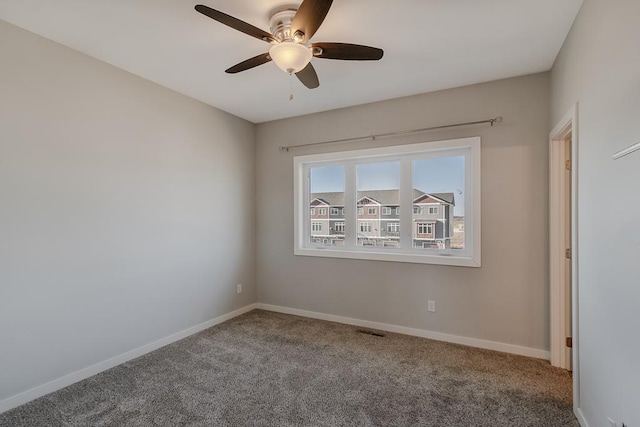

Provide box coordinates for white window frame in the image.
[317,208,326,215]
[330,207,340,215]
[311,222,322,232]
[382,207,392,215]
[294,137,481,267]
[360,222,372,233]
[367,207,376,215]
[388,223,400,233]
[428,206,439,214]
[417,223,433,234]
[395,207,400,215]
[334,222,345,233]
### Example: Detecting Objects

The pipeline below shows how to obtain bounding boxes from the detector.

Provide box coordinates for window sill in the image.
[294,247,481,267]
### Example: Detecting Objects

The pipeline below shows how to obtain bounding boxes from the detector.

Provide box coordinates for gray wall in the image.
[551,1,640,425]
[0,21,255,402]
[256,73,550,353]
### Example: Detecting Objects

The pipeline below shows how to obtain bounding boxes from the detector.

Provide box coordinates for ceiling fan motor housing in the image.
[269,9,299,42]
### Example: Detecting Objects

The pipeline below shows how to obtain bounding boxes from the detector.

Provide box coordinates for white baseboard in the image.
[0,303,257,414]
[257,303,550,360]
[575,408,589,427]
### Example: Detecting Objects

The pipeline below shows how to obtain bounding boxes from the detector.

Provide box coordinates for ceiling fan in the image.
[194,1,384,89]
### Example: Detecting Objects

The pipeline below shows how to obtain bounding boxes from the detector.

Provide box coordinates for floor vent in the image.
[357,329,386,337]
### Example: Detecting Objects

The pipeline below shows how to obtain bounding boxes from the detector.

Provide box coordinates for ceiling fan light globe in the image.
[269,42,312,74]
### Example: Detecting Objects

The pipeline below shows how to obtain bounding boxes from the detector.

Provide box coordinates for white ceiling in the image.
[0,1,582,123]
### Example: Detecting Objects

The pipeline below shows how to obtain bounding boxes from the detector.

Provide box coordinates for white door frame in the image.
[549,103,580,409]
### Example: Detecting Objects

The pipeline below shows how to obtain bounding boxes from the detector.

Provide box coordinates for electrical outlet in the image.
[427,300,436,312]
[236,283,242,294]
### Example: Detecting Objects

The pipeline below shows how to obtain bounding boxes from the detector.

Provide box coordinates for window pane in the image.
[413,156,465,250]
[356,161,400,248]
[310,165,345,247]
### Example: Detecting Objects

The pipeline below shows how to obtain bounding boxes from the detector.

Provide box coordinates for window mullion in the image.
[344,161,356,247]
[399,157,412,249]
[302,164,311,247]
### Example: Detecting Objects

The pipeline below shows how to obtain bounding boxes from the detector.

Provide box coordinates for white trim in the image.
[549,103,581,414]
[257,303,549,360]
[549,124,571,369]
[575,408,589,427]
[0,303,257,414]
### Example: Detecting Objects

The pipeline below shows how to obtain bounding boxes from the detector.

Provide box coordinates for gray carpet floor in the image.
[0,310,578,426]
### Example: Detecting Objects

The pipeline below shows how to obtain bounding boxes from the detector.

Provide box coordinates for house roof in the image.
[311,190,454,206]
[416,192,456,205]
[310,193,345,206]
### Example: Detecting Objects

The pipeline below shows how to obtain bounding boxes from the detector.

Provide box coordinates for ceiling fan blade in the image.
[291,0,333,42]
[195,5,276,43]
[312,43,384,60]
[295,62,320,89]
[225,53,272,74]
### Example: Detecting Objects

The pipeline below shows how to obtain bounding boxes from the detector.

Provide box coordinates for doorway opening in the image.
[549,103,579,410]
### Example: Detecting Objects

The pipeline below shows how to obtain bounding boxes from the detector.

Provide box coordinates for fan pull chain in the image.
[289,73,294,101]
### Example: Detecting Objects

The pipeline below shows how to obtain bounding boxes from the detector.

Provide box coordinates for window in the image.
[310,208,315,215]
[330,207,340,215]
[294,137,481,267]
[318,208,326,215]
[341,208,345,215]
[417,223,433,234]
